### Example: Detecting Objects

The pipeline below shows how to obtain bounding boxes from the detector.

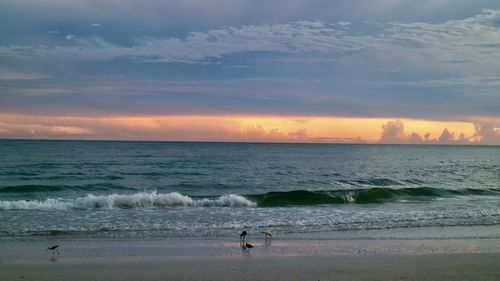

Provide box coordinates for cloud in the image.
[474,123,500,145]
[235,124,295,142]
[0,113,374,143]
[309,136,367,143]
[0,114,235,141]
[438,128,455,143]
[0,69,49,80]
[2,9,499,68]
[1,113,497,144]
[237,124,267,139]
[267,128,285,139]
[50,126,95,135]
[336,21,351,26]
[378,120,491,144]
[408,132,423,144]
[1,9,500,121]
[288,128,308,140]
[0,21,355,63]
[0,114,313,142]
[394,76,500,87]
[236,125,314,142]
[379,120,406,144]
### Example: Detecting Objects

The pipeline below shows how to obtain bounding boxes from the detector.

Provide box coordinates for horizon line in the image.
[1,137,498,146]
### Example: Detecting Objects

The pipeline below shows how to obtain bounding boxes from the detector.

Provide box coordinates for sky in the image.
[0,0,499,144]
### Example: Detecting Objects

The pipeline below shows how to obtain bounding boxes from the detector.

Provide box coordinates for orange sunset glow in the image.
[0,113,491,144]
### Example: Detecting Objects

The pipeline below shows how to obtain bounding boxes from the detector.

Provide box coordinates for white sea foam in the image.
[346,191,356,203]
[0,191,257,210]
[0,198,71,210]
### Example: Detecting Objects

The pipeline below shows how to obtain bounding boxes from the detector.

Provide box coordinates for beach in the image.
[1,239,500,281]
[1,141,499,280]
[3,0,500,278]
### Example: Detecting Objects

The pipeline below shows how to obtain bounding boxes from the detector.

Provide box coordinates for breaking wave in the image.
[0,191,256,210]
[253,187,500,206]
[1,187,499,210]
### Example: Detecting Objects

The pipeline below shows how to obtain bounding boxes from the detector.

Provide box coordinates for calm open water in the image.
[0,140,499,240]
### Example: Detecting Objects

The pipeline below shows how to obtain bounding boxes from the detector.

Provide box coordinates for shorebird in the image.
[47,245,60,255]
[261,230,272,238]
[240,231,247,244]
[262,230,272,247]
[241,242,254,255]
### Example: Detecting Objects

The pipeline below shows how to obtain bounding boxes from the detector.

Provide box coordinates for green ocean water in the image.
[0,140,499,240]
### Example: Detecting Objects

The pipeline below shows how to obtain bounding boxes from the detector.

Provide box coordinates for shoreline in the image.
[2,238,500,260]
[1,238,499,280]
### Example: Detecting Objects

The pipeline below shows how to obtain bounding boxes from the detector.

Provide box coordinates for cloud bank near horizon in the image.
[0,114,498,144]
[379,120,500,145]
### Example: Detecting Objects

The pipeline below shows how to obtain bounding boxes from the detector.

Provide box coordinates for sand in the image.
[1,239,499,281]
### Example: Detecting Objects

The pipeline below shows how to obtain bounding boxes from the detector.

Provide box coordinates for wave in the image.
[0,191,256,210]
[0,183,133,193]
[1,187,499,210]
[337,178,404,186]
[252,187,500,206]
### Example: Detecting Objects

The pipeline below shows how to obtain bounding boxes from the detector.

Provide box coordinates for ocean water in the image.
[0,140,499,241]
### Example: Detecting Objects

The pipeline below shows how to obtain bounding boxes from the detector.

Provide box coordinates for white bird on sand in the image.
[261,230,272,238]
[47,245,60,255]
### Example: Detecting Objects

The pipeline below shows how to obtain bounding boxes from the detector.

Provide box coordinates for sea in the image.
[0,140,499,241]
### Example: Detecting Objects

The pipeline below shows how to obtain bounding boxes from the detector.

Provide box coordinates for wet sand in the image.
[1,239,499,281]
